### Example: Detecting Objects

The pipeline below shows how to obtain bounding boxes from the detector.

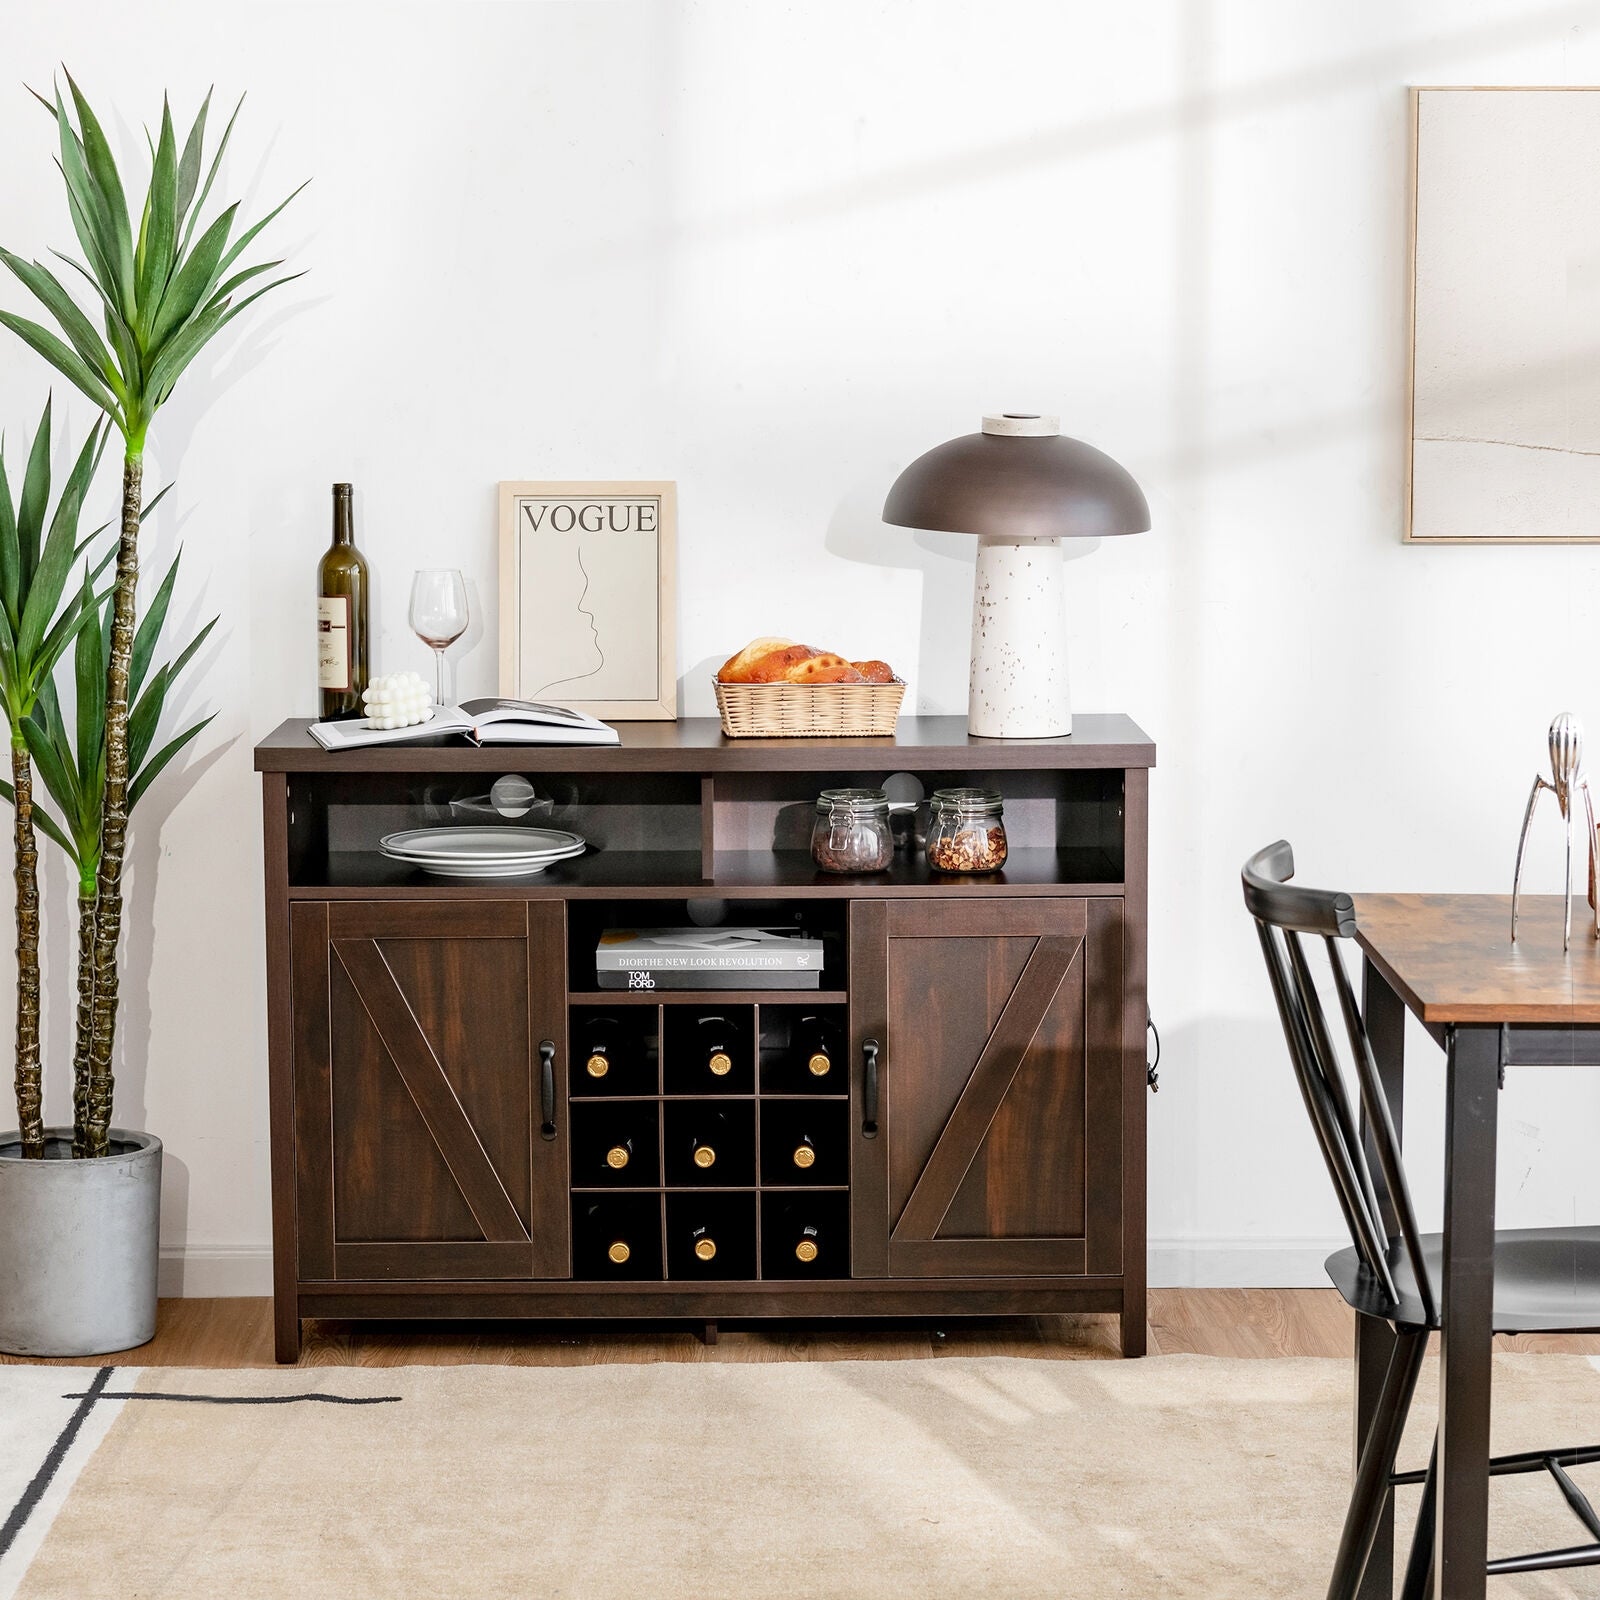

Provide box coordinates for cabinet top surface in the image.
[253,714,1156,773]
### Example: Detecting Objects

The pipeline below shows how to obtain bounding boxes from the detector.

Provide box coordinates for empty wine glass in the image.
[409,569,469,705]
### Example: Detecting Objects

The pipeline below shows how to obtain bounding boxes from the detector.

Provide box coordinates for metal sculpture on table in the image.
[1511,712,1598,950]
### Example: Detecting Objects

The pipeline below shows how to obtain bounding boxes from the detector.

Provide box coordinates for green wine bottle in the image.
[318,482,369,720]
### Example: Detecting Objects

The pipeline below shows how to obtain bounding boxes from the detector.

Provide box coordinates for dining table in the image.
[1352,891,1600,1600]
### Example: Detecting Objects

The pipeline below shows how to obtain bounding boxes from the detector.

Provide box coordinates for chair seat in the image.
[1327,1225,1600,1332]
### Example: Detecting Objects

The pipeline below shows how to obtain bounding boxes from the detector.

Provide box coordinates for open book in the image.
[308,698,621,751]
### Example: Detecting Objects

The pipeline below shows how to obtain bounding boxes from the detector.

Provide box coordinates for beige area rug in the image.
[4,1355,1600,1599]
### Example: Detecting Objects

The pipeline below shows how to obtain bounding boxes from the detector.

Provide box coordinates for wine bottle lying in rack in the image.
[699,1015,733,1079]
[605,1137,634,1173]
[573,1195,662,1279]
[797,1015,839,1083]
[795,1225,821,1264]
[583,1016,622,1083]
[691,1225,717,1263]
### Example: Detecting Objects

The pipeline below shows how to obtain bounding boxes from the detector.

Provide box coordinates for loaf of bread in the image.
[716,638,897,685]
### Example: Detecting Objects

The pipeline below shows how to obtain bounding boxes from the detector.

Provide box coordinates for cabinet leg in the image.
[274,1301,302,1364]
[1121,1290,1147,1358]
[700,1321,719,1347]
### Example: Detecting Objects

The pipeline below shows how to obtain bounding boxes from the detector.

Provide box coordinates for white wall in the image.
[4,0,1600,1295]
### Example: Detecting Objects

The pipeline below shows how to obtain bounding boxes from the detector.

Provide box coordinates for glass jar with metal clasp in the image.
[926,787,1008,874]
[810,788,894,874]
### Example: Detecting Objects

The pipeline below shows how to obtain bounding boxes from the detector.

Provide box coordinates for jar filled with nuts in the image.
[926,788,1008,874]
[811,788,894,874]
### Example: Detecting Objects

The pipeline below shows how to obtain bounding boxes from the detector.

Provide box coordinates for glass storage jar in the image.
[811,788,894,874]
[926,788,1008,874]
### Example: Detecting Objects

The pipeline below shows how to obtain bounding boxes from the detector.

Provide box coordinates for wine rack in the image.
[568,1000,851,1281]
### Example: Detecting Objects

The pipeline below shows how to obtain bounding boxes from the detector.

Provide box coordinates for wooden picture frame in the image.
[1405,86,1600,544]
[498,481,677,719]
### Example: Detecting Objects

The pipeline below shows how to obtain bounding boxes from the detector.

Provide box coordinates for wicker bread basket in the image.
[714,678,906,738]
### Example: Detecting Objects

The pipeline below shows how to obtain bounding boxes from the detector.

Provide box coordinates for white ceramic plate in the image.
[397,855,581,878]
[381,840,586,867]
[379,826,586,864]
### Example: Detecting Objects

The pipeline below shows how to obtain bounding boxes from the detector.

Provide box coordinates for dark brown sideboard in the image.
[255,715,1154,1362]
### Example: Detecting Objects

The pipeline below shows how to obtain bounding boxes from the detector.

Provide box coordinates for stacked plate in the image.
[379,826,587,879]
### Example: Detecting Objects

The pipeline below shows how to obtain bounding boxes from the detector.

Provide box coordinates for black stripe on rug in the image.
[0,1365,114,1562]
[59,1390,401,1406]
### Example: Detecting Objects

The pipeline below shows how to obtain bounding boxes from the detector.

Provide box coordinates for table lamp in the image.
[882,413,1149,738]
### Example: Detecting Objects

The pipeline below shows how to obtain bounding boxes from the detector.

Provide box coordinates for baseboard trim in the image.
[1148,1239,1339,1289]
[160,1241,1341,1298]
[158,1248,274,1298]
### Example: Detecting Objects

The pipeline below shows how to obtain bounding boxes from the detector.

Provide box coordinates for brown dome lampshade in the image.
[882,413,1148,738]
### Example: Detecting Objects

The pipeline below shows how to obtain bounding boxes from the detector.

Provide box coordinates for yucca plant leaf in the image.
[73,569,103,788]
[0,451,17,629]
[213,180,310,283]
[128,548,180,702]
[163,611,215,682]
[130,711,214,811]
[135,98,178,330]
[178,92,243,258]
[0,771,79,862]
[49,250,138,381]
[0,312,119,419]
[53,86,131,314]
[125,660,169,771]
[0,250,119,393]
[16,398,51,589]
[148,202,237,350]
[34,579,111,687]
[174,88,210,229]
[17,420,103,660]
[142,298,229,402]
[62,72,133,283]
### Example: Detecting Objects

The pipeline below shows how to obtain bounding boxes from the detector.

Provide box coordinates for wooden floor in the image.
[8,1290,1600,1367]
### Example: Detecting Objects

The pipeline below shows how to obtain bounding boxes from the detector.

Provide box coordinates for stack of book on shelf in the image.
[595,927,824,991]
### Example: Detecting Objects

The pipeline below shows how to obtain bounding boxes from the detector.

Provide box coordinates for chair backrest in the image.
[1241,841,1434,1322]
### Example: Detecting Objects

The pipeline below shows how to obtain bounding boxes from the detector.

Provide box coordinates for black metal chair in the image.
[1242,840,1600,1599]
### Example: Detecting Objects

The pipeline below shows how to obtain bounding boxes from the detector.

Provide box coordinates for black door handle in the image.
[862,1039,879,1138]
[539,1040,557,1140]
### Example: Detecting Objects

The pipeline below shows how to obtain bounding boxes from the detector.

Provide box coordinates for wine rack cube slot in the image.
[758,1005,848,1095]
[759,1099,850,1187]
[573,1194,663,1279]
[569,1007,660,1097]
[663,1005,755,1095]
[666,1192,757,1279]
[663,1099,757,1188]
[761,1192,850,1280]
[570,1101,661,1188]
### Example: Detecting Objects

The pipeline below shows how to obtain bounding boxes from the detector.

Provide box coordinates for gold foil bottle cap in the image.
[795,1239,819,1263]
[708,1051,732,1077]
[693,1144,716,1169]
[586,1054,609,1079]
[607,1240,631,1265]
[792,1144,816,1169]
[807,1052,831,1077]
[605,1145,630,1170]
[694,1237,717,1262]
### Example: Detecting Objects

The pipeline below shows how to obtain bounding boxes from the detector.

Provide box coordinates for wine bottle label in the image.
[317,596,351,690]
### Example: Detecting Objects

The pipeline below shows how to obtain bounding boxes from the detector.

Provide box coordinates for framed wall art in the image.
[498,480,677,719]
[1407,86,1600,544]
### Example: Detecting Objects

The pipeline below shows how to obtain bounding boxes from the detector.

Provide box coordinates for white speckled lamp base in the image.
[968,536,1071,739]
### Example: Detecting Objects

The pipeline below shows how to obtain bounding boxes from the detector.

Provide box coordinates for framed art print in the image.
[498,481,677,719]
[1407,87,1600,543]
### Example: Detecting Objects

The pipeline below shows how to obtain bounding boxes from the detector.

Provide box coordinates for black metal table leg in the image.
[1355,958,1407,1600]
[1434,1023,1499,1600]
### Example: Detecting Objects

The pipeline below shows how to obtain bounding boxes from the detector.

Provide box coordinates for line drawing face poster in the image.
[1409,88,1600,543]
[499,483,677,718]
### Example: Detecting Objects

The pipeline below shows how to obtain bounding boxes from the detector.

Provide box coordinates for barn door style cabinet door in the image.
[289,900,569,1283]
[259,714,1151,1361]
[849,898,1125,1282]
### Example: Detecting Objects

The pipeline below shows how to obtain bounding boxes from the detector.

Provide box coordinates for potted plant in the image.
[0,75,303,1355]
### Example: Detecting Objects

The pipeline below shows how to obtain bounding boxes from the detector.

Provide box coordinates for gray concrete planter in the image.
[0,1127,161,1356]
